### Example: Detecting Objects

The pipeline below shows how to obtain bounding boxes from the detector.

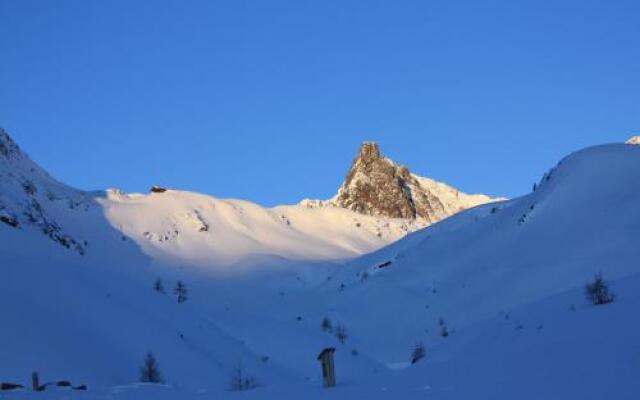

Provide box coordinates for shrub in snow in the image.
[440,325,450,338]
[153,278,165,294]
[139,352,162,383]
[174,281,188,303]
[438,318,450,337]
[22,179,37,195]
[335,323,348,343]
[321,317,333,333]
[411,342,426,364]
[585,273,615,305]
[229,363,257,391]
[1,383,24,391]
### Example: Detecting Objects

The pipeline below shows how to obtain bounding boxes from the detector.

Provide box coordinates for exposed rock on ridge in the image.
[303,142,497,225]
[0,128,87,253]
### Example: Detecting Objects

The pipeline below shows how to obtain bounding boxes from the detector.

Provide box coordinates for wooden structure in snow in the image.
[150,186,168,193]
[317,347,336,388]
[31,372,40,391]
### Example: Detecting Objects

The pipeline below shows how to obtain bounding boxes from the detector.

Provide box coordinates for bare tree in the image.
[335,323,348,344]
[139,352,162,383]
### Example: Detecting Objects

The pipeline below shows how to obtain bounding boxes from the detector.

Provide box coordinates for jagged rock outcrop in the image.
[334,142,424,219]
[302,142,497,225]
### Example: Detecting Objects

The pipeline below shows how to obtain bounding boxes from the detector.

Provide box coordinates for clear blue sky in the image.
[1,1,638,205]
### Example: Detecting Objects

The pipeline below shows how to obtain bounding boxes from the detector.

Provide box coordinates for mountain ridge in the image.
[0,129,497,263]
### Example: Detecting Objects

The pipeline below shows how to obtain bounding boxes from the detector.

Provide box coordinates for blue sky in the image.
[1,0,638,205]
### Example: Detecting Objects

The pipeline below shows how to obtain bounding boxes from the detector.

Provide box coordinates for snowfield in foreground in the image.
[2,133,640,399]
[4,272,639,400]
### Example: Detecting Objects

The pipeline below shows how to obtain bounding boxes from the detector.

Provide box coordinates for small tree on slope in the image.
[321,317,333,333]
[174,281,188,303]
[335,323,348,343]
[153,278,165,294]
[585,273,615,305]
[230,362,257,391]
[411,342,426,364]
[139,352,162,383]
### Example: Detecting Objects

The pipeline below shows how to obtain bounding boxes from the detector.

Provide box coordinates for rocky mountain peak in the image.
[324,142,497,224]
[335,142,417,219]
[357,142,382,162]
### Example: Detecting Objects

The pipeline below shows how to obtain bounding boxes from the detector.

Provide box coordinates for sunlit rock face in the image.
[330,142,496,224]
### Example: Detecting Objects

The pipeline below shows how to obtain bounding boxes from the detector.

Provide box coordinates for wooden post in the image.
[317,348,336,388]
[31,371,40,391]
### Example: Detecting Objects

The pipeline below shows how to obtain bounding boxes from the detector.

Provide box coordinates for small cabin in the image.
[317,347,336,388]
[150,186,168,193]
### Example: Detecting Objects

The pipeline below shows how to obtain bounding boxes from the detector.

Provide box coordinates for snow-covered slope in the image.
[0,127,399,393]
[100,189,421,270]
[0,128,90,254]
[2,129,640,399]
[301,142,497,225]
[317,143,640,363]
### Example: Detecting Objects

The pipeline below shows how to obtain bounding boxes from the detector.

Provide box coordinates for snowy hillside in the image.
[0,128,414,395]
[0,128,427,270]
[320,143,640,362]
[100,189,422,270]
[2,130,640,399]
[0,129,90,254]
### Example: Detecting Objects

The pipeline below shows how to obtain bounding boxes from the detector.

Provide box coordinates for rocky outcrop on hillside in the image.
[302,142,497,225]
[0,128,87,254]
[335,142,429,219]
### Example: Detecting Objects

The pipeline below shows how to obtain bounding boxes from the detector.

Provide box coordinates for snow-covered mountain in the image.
[0,128,437,270]
[2,129,639,399]
[0,129,492,269]
[301,142,497,224]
